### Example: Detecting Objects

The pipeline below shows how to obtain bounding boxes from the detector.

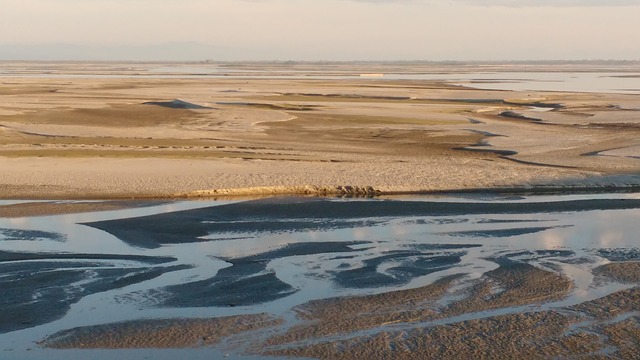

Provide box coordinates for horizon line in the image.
[2,59,640,64]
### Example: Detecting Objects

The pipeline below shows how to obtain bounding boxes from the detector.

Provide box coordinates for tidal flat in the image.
[2,61,640,359]
[1,195,640,359]
[1,61,640,199]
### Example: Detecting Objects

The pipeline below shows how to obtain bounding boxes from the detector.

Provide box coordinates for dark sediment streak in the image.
[143,99,213,110]
[499,110,542,122]
[0,228,66,242]
[333,251,462,289]
[0,250,176,264]
[504,250,575,260]
[502,101,563,109]
[596,248,640,261]
[158,272,298,308]
[440,226,562,238]
[0,254,190,333]
[84,197,640,248]
[157,242,369,307]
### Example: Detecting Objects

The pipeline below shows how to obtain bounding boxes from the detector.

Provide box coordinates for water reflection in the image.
[3,69,639,94]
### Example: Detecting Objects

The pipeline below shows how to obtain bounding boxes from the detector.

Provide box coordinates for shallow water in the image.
[3,67,639,94]
[386,72,640,94]
[1,194,640,358]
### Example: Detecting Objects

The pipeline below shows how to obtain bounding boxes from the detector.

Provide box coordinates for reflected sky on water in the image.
[2,67,639,94]
[2,194,640,359]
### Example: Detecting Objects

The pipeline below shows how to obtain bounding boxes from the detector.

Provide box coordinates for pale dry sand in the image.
[2,62,640,200]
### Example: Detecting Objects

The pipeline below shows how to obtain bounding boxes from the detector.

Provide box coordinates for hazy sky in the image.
[1,0,640,60]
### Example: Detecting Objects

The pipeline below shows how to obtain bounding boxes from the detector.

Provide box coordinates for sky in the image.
[1,0,639,61]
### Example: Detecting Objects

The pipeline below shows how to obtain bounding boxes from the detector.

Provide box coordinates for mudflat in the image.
[2,62,640,359]
[1,195,640,358]
[18,197,639,359]
[1,61,640,200]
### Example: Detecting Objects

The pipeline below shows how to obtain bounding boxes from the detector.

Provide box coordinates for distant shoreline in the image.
[2,59,640,66]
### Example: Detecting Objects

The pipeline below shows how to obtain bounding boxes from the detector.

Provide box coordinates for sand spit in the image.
[43,313,282,349]
[176,185,381,198]
[0,200,165,218]
[1,62,640,199]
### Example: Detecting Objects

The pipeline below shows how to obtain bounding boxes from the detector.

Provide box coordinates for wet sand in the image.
[2,62,640,200]
[43,314,282,349]
[39,262,640,359]
[0,200,165,218]
[3,62,640,358]
[16,197,638,358]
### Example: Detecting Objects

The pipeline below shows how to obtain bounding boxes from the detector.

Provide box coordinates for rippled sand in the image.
[10,197,636,359]
[39,262,640,359]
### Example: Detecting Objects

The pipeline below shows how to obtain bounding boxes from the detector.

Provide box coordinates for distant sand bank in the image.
[1,62,640,200]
